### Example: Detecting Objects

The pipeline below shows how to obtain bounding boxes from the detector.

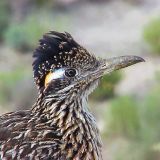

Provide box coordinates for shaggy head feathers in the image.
[32,31,96,89]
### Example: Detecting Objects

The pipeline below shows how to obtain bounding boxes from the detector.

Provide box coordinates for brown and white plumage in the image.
[0,31,144,160]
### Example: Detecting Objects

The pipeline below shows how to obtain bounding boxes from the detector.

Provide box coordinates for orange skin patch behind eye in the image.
[44,69,65,87]
[45,72,54,87]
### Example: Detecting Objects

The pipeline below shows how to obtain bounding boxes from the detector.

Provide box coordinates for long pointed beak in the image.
[103,55,145,74]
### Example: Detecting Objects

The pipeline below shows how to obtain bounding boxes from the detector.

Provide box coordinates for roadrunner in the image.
[0,31,144,160]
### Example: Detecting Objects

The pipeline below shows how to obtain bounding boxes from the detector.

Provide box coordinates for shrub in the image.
[143,18,160,54]
[106,96,141,139]
[0,1,10,40]
[4,13,68,52]
[90,71,122,100]
[140,85,160,142]
[0,68,27,104]
[33,0,55,7]
[105,81,160,140]
[103,74,160,160]
[4,17,49,52]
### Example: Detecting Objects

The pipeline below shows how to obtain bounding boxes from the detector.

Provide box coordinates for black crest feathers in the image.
[33,31,94,88]
[33,31,81,89]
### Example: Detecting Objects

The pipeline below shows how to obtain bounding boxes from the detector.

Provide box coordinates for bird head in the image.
[33,31,144,98]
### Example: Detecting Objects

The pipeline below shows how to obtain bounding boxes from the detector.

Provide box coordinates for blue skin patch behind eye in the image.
[51,68,65,79]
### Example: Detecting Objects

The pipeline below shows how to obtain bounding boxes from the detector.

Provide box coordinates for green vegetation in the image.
[4,19,46,52]
[0,68,28,104]
[107,96,141,139]
[0,1,160,159]
[0,1,10,40]
[90,71,122,100]
[4,12,69,52]
[33,0,55,8]
[143,17,160,54]
[140,85,160,143]
[103,73,160,160]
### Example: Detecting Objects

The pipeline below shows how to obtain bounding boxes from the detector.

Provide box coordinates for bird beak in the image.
[102,55,145,74]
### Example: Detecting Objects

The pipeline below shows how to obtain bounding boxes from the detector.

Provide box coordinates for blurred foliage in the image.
[107,96,141,139]
[140,85,160,143]
[33,0,55,8]
[4,19,47,52]
[0,1,10,40]
[143,17,160,54]
[0,68,28,105]
[0,1,160,159]
[113,140,160,160]
[103,72,160,160]
[90,71,122,100]
[4,12,69,52]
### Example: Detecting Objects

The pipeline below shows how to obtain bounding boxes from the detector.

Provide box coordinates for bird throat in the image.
[32,92,102,159]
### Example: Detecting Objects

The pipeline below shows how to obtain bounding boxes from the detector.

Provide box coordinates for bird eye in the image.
[65,68,77,78]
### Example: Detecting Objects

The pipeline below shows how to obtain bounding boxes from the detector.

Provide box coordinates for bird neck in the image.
[32,91,102,159]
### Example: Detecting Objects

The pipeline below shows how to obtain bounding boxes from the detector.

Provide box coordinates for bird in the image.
[0,31,144,160]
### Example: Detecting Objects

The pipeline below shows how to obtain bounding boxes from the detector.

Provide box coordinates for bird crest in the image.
[0,31,144,160]
[33,31,96,90]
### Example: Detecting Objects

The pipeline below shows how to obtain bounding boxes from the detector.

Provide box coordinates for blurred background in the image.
[0,0,160,159]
